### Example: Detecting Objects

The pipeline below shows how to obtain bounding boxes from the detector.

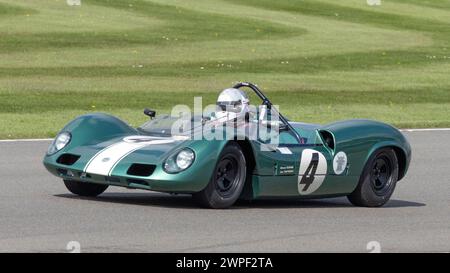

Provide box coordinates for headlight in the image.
[163,148,195,173]
[47,132,71,155]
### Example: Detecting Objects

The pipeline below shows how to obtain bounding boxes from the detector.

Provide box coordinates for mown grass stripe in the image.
[1,49,448,77]
[226,0,450,37]
[0,2,36,17]
[0,0,448,137]
[390,0,450,10]
[0,89,448,114]
[0,0,303,54]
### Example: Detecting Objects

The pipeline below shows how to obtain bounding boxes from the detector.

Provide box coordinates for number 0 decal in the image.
[298,149,327,195]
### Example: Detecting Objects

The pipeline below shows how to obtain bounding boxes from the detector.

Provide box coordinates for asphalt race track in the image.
[0,131,449,252]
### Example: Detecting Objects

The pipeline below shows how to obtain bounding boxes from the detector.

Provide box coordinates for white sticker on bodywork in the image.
[298,149,327,195]
[276,147,292,154]
[84,136,175,176]
[333,151,348,175]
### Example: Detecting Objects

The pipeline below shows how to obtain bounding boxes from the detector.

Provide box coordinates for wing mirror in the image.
[144,108,156,119]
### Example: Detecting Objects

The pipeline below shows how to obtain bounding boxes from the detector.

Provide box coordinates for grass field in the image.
[0,0,449,138]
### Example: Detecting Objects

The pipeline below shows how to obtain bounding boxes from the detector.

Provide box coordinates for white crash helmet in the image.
[215,88,249,121]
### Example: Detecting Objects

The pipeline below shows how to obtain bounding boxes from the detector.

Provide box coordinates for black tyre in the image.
[347,148,399,207]
[193,143,246,209]
[63,180,108,197]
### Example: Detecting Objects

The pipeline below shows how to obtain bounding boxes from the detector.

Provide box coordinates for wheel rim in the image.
[370,155,393,196]
[214,156,240,198]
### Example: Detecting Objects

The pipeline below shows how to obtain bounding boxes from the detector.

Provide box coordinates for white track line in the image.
[400,128,450,132]
[0,138,53,142]
[0,128,449,142]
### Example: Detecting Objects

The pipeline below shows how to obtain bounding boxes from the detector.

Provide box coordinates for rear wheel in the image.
[347,148,398,207]
[63,180,108,197]
[193,143,246,209]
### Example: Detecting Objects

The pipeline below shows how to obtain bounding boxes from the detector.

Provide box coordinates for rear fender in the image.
[366,141,411,181]
[321,119,411,182]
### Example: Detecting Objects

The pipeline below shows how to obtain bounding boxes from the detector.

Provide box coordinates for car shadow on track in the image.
[54,193,425,209]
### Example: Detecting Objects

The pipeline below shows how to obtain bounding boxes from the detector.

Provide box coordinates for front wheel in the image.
[63,180,108,197]
[347,148,399,207]
[193,143,246,209]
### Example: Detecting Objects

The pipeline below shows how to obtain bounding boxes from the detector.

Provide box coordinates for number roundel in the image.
[298,149,327,195]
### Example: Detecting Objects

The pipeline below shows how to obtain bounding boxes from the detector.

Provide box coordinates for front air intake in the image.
[56,154,80,166]
[126,164,156,177]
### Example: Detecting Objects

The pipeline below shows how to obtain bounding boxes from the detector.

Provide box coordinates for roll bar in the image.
[232,82,302,144]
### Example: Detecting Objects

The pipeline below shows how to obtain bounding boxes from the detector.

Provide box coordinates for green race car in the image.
[43,82,411,208]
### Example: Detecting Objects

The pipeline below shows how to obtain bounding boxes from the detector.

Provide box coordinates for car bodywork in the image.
[43,83,411,200]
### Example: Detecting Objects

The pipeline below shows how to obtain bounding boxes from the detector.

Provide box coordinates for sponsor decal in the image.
[367,0,381,6]
[333,151,348,175]
[278,165,294,175]
[66,0,81,6]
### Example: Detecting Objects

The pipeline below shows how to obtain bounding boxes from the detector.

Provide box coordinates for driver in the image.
[213,88,250,123]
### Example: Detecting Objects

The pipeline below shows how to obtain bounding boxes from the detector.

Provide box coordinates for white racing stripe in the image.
[84,138,175,176]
